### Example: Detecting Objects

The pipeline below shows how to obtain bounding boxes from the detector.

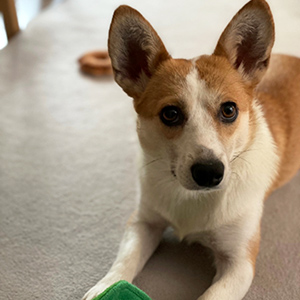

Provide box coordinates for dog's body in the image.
[83,1,300,299]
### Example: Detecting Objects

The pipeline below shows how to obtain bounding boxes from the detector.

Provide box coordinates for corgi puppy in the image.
[83,0,300,299]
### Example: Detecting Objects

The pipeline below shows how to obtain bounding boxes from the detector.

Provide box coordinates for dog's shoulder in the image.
[259,54,300,94]
[257,54,300,190]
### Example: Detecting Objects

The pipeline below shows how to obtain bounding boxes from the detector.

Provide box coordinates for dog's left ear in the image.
[214,0,275,85]
[108,5,170,98]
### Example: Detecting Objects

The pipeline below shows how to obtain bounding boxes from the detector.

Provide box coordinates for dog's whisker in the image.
[140,158,163,169]
[231,171,242,181]
[230,148,260,164]
[234,156,251,166]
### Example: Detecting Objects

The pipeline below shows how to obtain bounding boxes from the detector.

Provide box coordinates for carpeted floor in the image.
[0,1,299,299]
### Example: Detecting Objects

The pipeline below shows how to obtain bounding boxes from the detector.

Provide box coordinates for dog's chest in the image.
[147,178,266,241]
[154,192,229,240]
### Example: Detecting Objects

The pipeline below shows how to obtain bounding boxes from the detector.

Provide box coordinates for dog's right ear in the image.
[108,5,171,98]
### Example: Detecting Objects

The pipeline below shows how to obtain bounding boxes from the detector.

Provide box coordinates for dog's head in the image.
[108,0,274,191]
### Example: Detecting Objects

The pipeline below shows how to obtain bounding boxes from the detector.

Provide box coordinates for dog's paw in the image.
[82,281,111,300]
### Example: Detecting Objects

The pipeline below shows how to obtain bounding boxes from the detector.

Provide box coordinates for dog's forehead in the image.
[135,55,250,117]
[194,55,250,105]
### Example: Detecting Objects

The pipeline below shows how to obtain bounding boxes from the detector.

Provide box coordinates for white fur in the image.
[177,64,229,190]
[83,2,280,298]
[140,98,279,237]
[83,65,279,300]
[137,99,279,300]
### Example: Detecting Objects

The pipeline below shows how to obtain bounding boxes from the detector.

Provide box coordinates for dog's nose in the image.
[191,160,224,188]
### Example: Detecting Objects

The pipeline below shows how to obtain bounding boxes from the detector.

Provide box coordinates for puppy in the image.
[83,0,300,299]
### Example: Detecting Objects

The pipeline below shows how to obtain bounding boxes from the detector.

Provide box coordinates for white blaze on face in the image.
[184,65,226,161]
[173,65,229,190]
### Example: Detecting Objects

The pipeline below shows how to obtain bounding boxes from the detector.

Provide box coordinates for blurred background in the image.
[1,0,300,55]
[0,0,64,49]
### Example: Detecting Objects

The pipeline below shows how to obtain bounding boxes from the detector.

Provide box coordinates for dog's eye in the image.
[220,102,238,123]
[160,106,184,126]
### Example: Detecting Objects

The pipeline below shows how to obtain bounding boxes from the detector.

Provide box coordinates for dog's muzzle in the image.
[191,160,224,188]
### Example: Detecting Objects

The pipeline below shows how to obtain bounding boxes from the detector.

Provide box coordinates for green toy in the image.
[92,280,152,300]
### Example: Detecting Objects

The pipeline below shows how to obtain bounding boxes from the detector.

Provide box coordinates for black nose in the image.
[191,160,224,188]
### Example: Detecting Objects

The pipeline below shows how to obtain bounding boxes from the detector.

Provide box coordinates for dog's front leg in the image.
[82,209,167,300]
[198,258,254,300]
[198,218,261,300]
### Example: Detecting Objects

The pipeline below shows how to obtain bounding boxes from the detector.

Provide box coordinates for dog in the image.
[83,0,300,299]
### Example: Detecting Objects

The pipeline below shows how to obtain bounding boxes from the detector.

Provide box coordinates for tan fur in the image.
[135,59,193,140]
[134,59,192,117]
[258,54,300,190]
[247,226,261,272]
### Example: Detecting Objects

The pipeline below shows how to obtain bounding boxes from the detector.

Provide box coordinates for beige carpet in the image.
[0,0,299,299]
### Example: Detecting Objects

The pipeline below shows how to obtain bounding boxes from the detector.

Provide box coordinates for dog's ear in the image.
[214,0,275,85]
[108,5,170,98]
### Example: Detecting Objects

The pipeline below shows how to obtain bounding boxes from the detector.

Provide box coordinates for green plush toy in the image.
[92,280,152,300]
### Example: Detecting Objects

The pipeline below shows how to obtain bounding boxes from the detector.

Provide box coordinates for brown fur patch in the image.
[247,226,261,272]
[134,59,192,117]
[258,54,300,191]
[134,59,193,140]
